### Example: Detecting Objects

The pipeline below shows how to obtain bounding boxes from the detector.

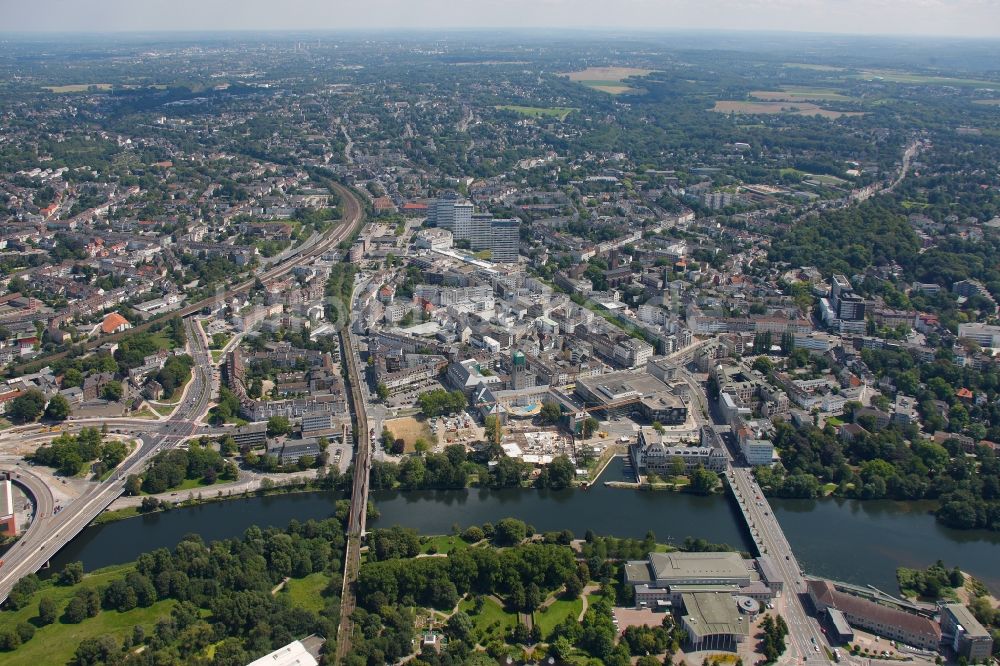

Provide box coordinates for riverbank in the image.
[54,458,1000,596]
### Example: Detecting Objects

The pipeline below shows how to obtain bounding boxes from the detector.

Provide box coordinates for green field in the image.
[143,476,220,496]
[496,105,576,120]
[0,564,176,664]
[281,572,331,614]
[458,595,517,644]
[857,69,999,87]
[782,63,845,72]
[42,83,113,93]
[751,87,856,102]
[420,535,469,555]
[535,597,583,638]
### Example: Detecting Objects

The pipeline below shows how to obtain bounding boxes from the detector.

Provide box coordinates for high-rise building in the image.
[430,194,519,263]
[830,274,852,307]
[489,218,520,263]
[430,192,473,235]
[837,292,866,321]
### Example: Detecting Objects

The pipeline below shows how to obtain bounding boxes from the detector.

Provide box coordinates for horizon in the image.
[5,0,1000,39]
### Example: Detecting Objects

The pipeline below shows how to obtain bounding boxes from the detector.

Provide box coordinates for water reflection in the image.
[34,458,1000,596]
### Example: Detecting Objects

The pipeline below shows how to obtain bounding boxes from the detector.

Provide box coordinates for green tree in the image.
[688,466,718,494]
[101,381,123,402]
[266,415,292,437]
[44,394,72,421]
[37,596,57,625]
[124,474,142,496]
[9,389,46,423]
[581,416,600,439]
[58,561,84,586]
[540,401,562,425]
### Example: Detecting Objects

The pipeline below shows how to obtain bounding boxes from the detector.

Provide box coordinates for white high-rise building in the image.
[431,194,519,263]
[431,192,473,236]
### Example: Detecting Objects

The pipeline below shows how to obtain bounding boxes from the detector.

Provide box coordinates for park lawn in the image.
[43,83,114,93]
[420,535,469,555]
[143,476,219,496]
[495,105,575,121]
[211,350,224,363]
[158,372,193,405]
[856,69,998,87]
[535,597,583,638]
[459,596,517,644]
[0,563,176,664]
[92,505,142,525]
[148,330,178,351]
[150,402,175,417]
[821,482,838,496]
[282,572,331,614]
[585,591,608,609]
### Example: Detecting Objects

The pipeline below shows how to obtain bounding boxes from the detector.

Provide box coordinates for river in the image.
[44,459,1000,594]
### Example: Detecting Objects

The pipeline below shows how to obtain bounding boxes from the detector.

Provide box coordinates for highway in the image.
[0,183,366,603]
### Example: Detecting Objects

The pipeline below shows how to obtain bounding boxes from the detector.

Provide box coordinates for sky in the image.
[3,0,1000,38]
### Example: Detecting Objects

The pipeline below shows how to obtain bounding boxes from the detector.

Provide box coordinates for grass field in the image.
[458,595,517,644]
[384,416,434,453]
[496,105,576,120]
[857,69,998,87]
[420,535,469,555]
[803,173,849,186]
[782,63,845,72]
[143,476,219,496]
[535,597,583,638]
[562,66,654,94]
[751,87,856,102]
[0,564,176,664]
[92,505,142,525]
[42,83,113,93]
[711,100,864,119]
[149,402,175,417]
[281,572,331,613]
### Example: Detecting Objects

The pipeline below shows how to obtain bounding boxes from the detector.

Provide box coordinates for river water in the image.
[44,459,1000,594]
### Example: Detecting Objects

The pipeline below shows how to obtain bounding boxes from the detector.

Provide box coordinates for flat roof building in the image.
[575,370,688,424]
[247,638,322,666]
[808,580,941,651]
[940,603,993,661]
[681,592,750,652]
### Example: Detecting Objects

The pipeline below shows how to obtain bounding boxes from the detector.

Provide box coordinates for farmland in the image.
[750,86,857,102]
[562,66,655,94]
[496,105,576,120]
[42,83,113,93]
[711,100,865,119]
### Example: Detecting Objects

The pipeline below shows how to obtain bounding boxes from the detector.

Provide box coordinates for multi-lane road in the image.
[674,346,835,665]
[0,318,211,601]
[730,467,833,665]
[0,184,365,603]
